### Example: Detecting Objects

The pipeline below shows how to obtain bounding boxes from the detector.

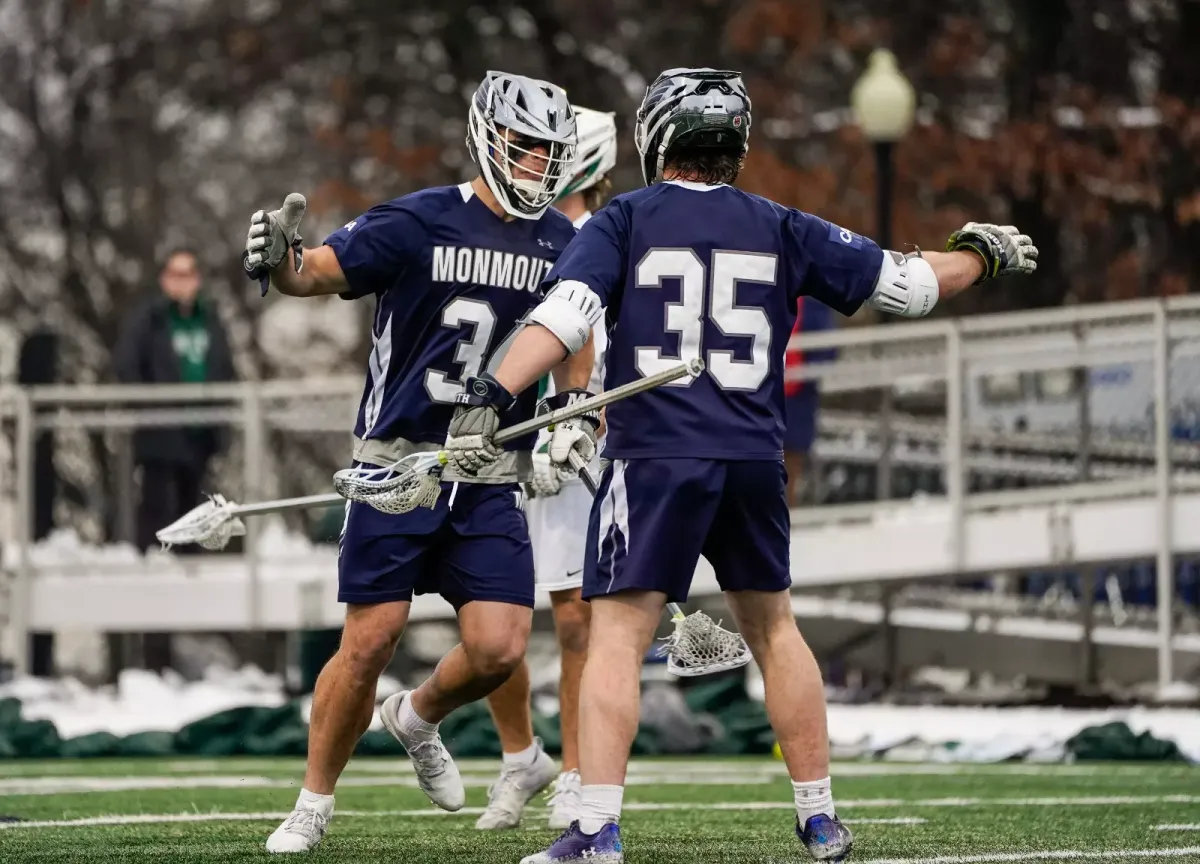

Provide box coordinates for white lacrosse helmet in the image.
[467,71,577,220]
[556,106,618,201]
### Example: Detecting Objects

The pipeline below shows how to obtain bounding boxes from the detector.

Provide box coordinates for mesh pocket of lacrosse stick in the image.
[332,452,445,515]
[155,494,247,551]
[658,609,752,677]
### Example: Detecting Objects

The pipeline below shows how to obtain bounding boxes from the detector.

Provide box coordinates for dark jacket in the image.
[113,294,236,467]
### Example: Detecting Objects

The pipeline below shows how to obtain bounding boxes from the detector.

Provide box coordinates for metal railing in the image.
[2,295,1200,687]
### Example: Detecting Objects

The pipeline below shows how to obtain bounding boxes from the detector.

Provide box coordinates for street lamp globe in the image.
[850,49,916,142]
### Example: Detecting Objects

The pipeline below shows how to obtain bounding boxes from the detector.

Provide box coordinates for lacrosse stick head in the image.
[659,610,752,677]
[155,494,247,551]
[332,452,445,515]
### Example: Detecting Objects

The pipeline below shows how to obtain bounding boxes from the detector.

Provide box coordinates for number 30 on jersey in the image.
[635,248,775,391]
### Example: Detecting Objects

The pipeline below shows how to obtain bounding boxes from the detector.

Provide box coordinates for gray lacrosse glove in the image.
[243,193,307,297]
[530,432,562,497]
[444,374,516,475]
[544,389,599,474]
[946,222,1038,284]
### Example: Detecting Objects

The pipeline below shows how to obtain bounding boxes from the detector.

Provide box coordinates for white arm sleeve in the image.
[867,250,939,318]
[528,279,604,355]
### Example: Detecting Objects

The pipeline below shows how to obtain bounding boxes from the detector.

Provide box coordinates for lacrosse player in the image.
[442,66,1040,863]
[476,106,618,832]
[242,71,590,855]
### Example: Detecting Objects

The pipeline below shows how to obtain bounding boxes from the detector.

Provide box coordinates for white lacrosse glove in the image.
[444,374,515,475]
[544,389,600,474]
[530,431,562,498]
[243,193,307,296]
[946,222,1038,283]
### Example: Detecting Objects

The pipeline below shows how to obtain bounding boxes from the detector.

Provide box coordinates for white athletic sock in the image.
[578,784,623,835]
[397,693,438,743]
[502,741,539,767]
[793,776,835,824]
[296,788,335,816]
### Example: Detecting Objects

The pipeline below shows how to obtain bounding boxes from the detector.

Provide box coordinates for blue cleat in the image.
[797,814,854,861]
[519,821,623,864]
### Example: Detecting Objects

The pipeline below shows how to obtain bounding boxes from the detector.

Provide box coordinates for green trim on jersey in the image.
[536,374,550,400]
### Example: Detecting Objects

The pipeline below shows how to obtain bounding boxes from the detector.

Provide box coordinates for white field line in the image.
[861,849,1200,864]
[0,773,774,796]
[4,771,1200,810]
[0,808,926,830]
[1154,825,1200,831]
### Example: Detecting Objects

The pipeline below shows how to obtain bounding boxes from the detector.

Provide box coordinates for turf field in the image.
[1,757,1198,862]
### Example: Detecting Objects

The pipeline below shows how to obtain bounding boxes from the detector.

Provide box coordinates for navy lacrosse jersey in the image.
[325,183,577,452]
[542,180,884,459]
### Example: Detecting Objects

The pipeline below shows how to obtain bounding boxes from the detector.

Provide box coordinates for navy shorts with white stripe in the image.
[583,458,792,603]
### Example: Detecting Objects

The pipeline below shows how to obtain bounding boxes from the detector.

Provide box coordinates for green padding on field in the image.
[1067,721,1185,762]
[10,718,61,759]
[1,689,1190,762]
[59,731,123,759]
[116,730,177,758]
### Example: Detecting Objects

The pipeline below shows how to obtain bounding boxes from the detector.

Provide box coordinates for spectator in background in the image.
[114,249,235,553]
[783,296,836,507]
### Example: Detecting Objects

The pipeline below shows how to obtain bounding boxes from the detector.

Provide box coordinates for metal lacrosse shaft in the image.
[567,449,685,620]
[490,358,704,449]
[229,492,342,517]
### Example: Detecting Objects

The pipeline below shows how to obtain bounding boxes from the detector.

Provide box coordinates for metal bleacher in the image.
[3,296,1200,689]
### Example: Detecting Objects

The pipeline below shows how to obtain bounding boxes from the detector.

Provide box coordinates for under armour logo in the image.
[538,239,555,249]
[344,221,357,231]
[580,850,596,859]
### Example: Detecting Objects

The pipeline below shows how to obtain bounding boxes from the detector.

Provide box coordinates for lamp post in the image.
[851,50,915,696]
[851,50,916,504]
[851,49,916,254]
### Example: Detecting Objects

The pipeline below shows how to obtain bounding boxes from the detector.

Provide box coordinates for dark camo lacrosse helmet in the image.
[634,67,751,186]
[467,71,577,219]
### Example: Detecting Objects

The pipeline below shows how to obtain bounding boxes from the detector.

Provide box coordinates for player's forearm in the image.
[270,246,347,298]
[868,249,985,318]
[551,332,595,392]
[494,325,568,394]
[925,250,986,299]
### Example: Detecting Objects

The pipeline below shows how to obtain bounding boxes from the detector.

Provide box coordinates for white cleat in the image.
[474,740,559,830]
[546,769,582,830]
[380,690,465,812]
[266,806,330,854]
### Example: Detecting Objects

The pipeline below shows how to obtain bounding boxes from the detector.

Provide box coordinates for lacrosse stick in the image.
[566,451,752,678]
[333,358,705,517]
[156,492,342,551]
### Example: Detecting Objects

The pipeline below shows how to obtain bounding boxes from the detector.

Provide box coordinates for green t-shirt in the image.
[169,302,210,383]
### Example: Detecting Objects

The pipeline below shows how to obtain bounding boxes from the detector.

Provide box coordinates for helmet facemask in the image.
[467,72,577,219]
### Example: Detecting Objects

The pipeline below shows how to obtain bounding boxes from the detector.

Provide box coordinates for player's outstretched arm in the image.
[243,193,349,298]
[868,223,1037,318]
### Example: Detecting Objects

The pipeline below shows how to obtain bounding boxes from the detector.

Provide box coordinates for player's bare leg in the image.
[410,600,533,719]
[267,601,409,853]
[478,659,557,829]
[725,589,852,861]
[546,588,590,826]
[485,659,536,754]
[550,587,591,772]
[576,591,662,793]
[521,591,658,863]
[383,600,533,815]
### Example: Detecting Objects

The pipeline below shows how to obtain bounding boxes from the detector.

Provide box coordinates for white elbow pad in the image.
[868,251,939,318]
[529,279,604,355]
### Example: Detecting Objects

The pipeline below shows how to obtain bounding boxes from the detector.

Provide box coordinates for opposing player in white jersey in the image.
[240,71,587,854]
[443,67,1039,863]
[475,107,618,831]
